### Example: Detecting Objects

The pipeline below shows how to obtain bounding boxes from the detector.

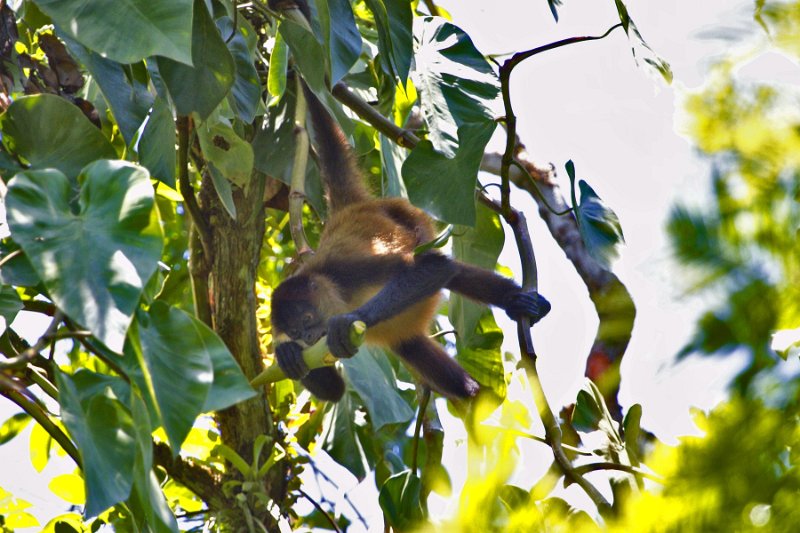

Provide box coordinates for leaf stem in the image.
[410,387,431,475]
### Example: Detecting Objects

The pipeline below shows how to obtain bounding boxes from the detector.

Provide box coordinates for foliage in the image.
[0,0,777,531]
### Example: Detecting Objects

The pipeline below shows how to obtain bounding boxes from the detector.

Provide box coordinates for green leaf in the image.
[450,203,504,337]
[196,121,254,188]
[63,37,154,146]
[363,0,412,83]
[0,94,116,179]
[454,311,506,399]
[128,391,179,533]
[0,285,23,325]
[403,121,495,226]
[572,388,603,432]
[342,346,415,430]
[318,0,362,84]
[576,179,625,270]
[35,0,193,65]
[29,422,52,472]
[378,470,424,531]
[56,371,137,517]
[279,18,326,92]
[6,161,163,352]
[207,163,237,219]
[412,17,500,157]
[136,302,213,450]
[139,97,177,188]
[217,17,262,123]
[322,396,371,480]
[0,412,31,446]
[623,403,643,465]
[613,0,673,83]
[155,0,235,119]
[267,27,289,103]
[380,134,409,197]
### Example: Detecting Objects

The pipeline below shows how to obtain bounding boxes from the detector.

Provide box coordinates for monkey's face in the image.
[271,275,328,347]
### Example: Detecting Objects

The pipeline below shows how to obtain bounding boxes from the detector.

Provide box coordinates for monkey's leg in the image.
[445,262,551,322]
[393,335,479,398]
[300,366,346,402]
[327,253,457,357]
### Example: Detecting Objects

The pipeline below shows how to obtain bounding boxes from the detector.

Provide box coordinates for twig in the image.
[0,311,63,369]
[288,75,313,259]
[0,373,81,466]
[299,488,342,533]
[410,388,431,475]
[0,249,21,269]
[572,462,663,484]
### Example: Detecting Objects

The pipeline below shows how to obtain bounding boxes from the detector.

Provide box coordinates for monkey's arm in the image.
[445,262,551,322]
[326,252,457,357]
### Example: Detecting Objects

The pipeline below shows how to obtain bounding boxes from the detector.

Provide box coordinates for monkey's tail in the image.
[301,83,371,212]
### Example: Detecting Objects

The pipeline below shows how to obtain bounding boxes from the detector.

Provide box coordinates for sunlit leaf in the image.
[48,473,87,505]
[35,0,193,64]
[196,121,254,188]
[0,94,116,179]
[6,161,163,353]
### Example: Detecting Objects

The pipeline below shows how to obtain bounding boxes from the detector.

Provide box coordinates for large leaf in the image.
[279,17,326,92]
[450,202,505,351]
[0,94,116,179]
[402,121,495,226]
[63,38,155,146]
[342,346,414,430]
[454,311,506,399]
[317,0,361,84]
[56,371,137,517]
[34,0,193,65]
[363,0,412,83]
[155,0,234,119]
[6,161,163,352]
[139,97,177,188]
[217,17,261,123]
[412,17,500,157]
[136,302,212,451]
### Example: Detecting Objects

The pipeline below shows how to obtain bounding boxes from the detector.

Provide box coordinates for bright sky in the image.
[1,0,790,529]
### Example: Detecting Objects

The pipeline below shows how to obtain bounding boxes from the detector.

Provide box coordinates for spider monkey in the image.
[271,83,551,402]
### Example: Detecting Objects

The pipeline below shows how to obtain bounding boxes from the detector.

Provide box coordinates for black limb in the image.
[301,366,346,402]
[505,291,551,323]
[276,341,309,379]
[393,336,480,399]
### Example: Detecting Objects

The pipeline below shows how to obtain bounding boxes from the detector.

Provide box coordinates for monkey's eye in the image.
[302,313,314,326]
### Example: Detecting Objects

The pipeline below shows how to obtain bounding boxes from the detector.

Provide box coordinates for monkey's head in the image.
[271,273,345,347]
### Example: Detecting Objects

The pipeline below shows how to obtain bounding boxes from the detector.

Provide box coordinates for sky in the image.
[0,0,791,529]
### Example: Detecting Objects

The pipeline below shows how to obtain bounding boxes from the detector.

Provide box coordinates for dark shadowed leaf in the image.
[279,18,326,93]
[0,284,22,324]
[322,396,371,479]
[403,121,495,226]
[155,0,234,119]
[34,0,193,64]
[217,17,261,123]
[63,37,154,145]
[0,94,116,179]
[316,0,361,84]
[6,161,162,352]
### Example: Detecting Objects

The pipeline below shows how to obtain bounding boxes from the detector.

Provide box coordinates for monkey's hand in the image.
[327,313,361,359]
[276,341,309,380]
[505,291,551,324]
